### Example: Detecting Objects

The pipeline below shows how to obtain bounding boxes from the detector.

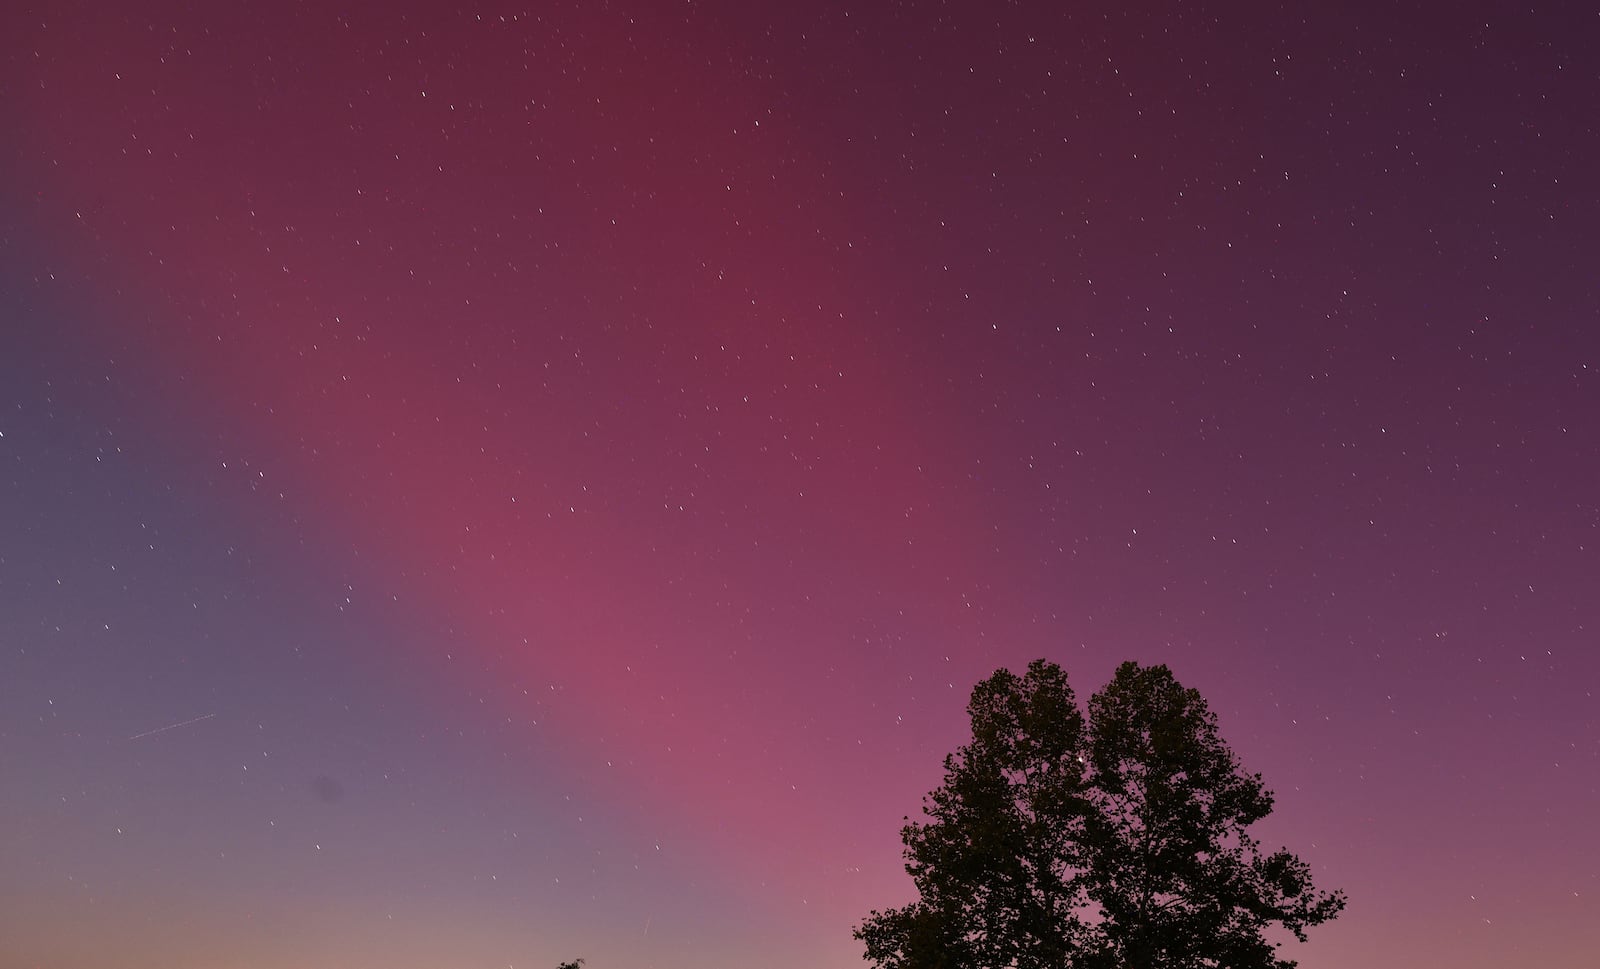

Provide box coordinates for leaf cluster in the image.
[856,660,1344,969]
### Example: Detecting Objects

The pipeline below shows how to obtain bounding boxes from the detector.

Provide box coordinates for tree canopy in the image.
[856,660,1344,969]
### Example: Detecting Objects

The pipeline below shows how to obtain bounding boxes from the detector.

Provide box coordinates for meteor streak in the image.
[128,712,216,740]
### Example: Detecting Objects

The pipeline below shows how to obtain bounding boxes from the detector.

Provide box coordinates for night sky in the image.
[2,2,1597,967]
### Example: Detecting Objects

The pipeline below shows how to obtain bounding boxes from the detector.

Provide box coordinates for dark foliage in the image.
[856,660,1344,969]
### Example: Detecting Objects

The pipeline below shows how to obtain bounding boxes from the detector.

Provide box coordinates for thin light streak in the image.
[128,712,217,741]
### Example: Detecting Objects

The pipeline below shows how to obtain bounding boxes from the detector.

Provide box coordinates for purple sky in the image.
[3,2,1597,967]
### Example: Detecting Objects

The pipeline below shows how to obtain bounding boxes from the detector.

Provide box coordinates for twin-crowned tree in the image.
[856,660,1344,969]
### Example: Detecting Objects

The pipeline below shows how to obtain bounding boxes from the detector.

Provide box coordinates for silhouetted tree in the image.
[856,660,1344,969]
[555,960,584,969]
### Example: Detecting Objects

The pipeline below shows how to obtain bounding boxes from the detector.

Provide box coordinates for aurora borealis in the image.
[3,2,1597,967]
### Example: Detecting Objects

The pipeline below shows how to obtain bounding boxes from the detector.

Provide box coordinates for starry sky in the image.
[2,2,1597,967]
